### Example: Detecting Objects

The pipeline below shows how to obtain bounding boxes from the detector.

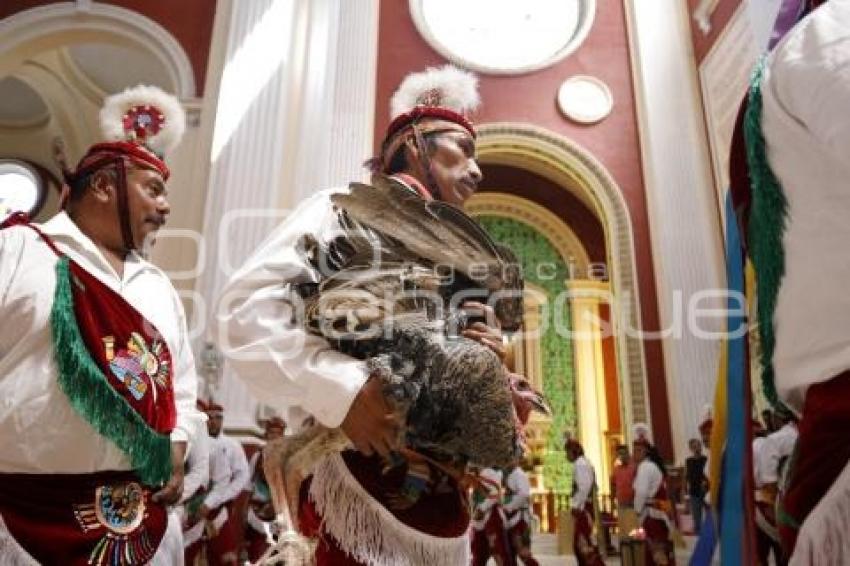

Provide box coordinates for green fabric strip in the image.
[50,257,171,485]
[743,57,789,410]
[776,505,801,531]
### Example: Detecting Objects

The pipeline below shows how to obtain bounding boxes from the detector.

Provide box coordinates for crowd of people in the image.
[150,403,284,565]
[1,2,848,563]
[470,465,539,566]
[566,433,676,566]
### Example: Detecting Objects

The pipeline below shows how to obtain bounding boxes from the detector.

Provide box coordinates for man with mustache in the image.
[0,85,203,565]
[217,65,505,565]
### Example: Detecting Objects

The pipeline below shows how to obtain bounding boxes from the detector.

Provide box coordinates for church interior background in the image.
[0,0,781,539]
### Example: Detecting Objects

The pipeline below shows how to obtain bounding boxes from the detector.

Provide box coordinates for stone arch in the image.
[466,192,591,273]
[0,2,196,97]
[474,122,650,429]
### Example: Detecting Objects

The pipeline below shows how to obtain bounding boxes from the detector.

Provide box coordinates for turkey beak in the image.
[529,390,552,417]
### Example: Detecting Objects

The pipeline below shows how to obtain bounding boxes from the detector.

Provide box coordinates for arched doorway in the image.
[473,122,650,427]
[465,123,651,526]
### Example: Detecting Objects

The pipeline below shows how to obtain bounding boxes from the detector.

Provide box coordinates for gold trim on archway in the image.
[466,191,591,274]
[473,122,650,430]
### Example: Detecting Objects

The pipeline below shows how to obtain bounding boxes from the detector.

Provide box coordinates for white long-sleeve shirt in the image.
[503,466,532,528]
[754,423,799,488]
[181,428,212,503]
[762,0,850,414]
[769,423,798,461]
[570,456,596,510]
[753,436,775,488]
[204,434,250,509]
[471,468,503,530]
[215,188,368,428]
[633,460,663,514]
[0,212,203,474]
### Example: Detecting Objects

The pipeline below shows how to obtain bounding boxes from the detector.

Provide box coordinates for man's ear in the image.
[90,171,114,203]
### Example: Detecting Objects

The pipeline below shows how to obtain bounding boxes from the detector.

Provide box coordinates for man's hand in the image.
[461,301,506,361]
[340,376,399,458]
[152,441,186,505]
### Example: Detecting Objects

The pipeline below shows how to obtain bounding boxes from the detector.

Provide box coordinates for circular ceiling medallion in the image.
[410,0,596,75]
[557,75,613,124]
[0,161,46,223]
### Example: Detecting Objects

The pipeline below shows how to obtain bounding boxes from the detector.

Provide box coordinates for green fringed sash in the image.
[50,257,172,485]
[743,57,789,409]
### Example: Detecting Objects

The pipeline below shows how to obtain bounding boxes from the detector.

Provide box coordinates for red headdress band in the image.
[374,65,480,177]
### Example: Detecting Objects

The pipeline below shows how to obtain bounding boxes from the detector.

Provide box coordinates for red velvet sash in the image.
[2,212,175,434]
[1,213,176,486]
[779,372,850,557]
[69,258,176,433]
[297,452,470,565]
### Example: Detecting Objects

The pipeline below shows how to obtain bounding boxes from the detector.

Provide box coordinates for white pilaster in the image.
[193,0,379,434]
[570,280,610,494]
[625,0,726,461]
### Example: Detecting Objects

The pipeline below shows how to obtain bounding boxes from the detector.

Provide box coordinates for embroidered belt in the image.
[0,470,167,566]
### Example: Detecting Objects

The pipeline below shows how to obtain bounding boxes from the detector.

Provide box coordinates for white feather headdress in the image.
[390,64,480,119]
[99,84,186,156]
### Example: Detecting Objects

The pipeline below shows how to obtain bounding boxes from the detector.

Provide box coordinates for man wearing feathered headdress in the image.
[216,65,522,565]
[0,85,204,564]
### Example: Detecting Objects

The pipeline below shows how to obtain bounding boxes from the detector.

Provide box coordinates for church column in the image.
[569,279,611,495]
[192,0,378,435]
[522,289,545,393]
[625,0,726,460]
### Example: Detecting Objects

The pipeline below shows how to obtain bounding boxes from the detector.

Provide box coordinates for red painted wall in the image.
[689,0,745,64]
[0,0,215,95]
[478,164,607,264]
[374,1,673,457]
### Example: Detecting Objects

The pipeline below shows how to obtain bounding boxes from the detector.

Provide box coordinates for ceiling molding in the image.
[0,2,196,97]
[56,47,105,106]
[0,77,50,128]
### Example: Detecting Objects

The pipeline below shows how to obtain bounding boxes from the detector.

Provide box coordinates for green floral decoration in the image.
[478,216,576,494]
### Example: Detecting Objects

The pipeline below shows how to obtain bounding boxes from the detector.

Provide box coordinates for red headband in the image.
[377,109,476,175]
[385,106,476,142]
[68,141,170,183]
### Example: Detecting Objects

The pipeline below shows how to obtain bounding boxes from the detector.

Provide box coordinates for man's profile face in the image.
[125,166,170,249]
[427,131,483,207]
[617,447,630,463]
